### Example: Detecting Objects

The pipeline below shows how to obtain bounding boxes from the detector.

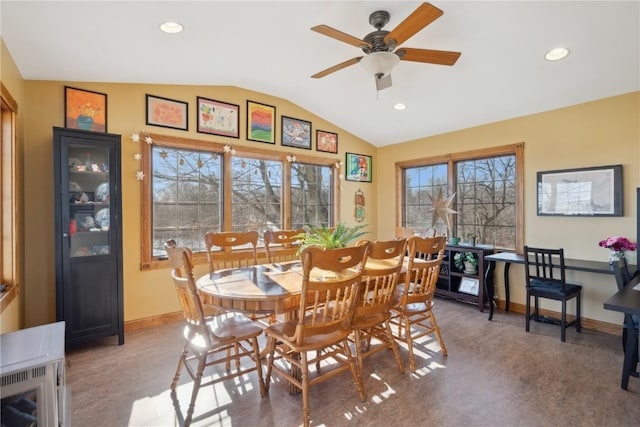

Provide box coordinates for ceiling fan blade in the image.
[311,25,372,49]
[311,57,363,79]
[384,2,444,47]
[397,48,461,66]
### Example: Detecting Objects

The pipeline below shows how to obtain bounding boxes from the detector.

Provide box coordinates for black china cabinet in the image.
[53,127,123,345]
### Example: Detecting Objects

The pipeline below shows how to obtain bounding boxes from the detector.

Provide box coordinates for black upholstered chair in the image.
[524,246,582,342]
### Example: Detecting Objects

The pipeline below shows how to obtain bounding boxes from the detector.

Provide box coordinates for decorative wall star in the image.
[145,135,153,144]
[131,132,140,143]
[428,188,457,233]
[136,171,145,180]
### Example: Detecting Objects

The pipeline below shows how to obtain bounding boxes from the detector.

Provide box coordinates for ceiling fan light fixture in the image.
[359,51,400,77]
[544,47,570,61]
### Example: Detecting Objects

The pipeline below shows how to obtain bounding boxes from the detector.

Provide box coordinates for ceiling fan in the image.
[311,2,461,91]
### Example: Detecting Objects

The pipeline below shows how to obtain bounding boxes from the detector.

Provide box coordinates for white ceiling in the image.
[1,1,639,147]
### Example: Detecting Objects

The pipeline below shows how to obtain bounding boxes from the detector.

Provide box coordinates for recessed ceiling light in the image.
[160,21,184,34]
[545,47,570,61]
[393,103,407,111]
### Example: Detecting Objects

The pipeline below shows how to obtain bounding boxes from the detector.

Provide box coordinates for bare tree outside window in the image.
[403,163,448,235]
[456,155,516,249]
[291,162,333,228]
[152,146,222,255]
[231,156,283,232]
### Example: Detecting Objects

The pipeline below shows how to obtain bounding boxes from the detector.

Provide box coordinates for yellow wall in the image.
[377,92,640,324]
[0,39,25,333]
[21,81,377,327]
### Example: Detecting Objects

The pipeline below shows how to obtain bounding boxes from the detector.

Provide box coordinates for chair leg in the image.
[525,291,531,332]
[250,337,267,398]
[264,337,277,393]
[185,354,207,427]
[354,329,365,379]
[403,314,417,372]
[561,299,567,342]
[576,293,582,332]
[384,320,405,373]
[170,347,188,393]
[429,311,448,356]
[343,338,366,402]
[300,351,311,427]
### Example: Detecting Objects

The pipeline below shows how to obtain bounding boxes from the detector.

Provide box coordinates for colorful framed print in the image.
[145,94,189,130]
[345,152,372,183]
[246,100,276,144]
[196,97,239,138]
[64,86,107,132]
[316,130,338,154]
[281,116,312,150]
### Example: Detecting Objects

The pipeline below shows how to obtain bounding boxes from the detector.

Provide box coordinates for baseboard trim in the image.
[125,311,183,332]
[493,299,621,336]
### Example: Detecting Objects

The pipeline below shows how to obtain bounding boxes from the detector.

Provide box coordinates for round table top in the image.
[197,262,305,301]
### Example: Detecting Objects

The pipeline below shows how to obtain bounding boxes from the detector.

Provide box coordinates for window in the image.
[151,146,223,256]
[141,134,338,269]
[398,144,523,251]
[0,83,18,312]
[291,162,333,229]
[232,156,283,232]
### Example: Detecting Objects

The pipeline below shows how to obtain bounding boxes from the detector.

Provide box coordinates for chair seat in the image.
[266,318,352,352]
[351,311,388,329]
[529,279,582,297]
[185,313,263,350]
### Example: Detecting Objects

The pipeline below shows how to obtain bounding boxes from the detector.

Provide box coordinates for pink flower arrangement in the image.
[598,236,638,253]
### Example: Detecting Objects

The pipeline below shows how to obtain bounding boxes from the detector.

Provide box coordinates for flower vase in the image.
[609,251,624,263]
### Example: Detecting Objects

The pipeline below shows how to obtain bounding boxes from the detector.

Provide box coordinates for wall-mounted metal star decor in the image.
[428,188,457,233]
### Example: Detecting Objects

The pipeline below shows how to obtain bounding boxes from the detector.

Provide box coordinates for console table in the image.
[484,252,635,320]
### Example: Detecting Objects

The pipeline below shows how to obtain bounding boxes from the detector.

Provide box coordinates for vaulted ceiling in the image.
[2,1,638,146]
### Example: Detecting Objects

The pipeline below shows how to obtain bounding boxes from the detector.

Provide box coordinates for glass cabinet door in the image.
[67,144,111,257]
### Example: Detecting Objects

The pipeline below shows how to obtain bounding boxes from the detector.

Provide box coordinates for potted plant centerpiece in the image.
[297,222,368,252]
[454,251,478,274]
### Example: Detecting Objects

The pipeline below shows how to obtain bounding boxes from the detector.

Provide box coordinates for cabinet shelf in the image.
[435,244,495,312]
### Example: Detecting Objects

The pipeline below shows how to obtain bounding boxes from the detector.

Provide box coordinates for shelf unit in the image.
[435,244,495,311]
[53,127,123,346]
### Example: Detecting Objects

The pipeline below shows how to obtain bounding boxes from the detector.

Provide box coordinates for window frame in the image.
[396,143,524,252]
[0,83,18,313]
[141,133,340,270]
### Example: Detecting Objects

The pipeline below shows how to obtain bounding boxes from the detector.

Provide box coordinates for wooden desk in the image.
[483,252,634,321]
[603,274,640,390]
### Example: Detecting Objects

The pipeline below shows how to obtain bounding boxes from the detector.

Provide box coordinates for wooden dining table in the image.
[196,262,304,319]
[196,258,410,319]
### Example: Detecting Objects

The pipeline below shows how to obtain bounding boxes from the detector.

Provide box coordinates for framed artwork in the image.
[537,164,623,216]
[64,86,107,132]
[146,94,188,130]
[345,152,372,183]
[459,277,480,296]
[281,116,312,150]
[316,130,338,154]
[196,97,239,138]
[246,100,276,144]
